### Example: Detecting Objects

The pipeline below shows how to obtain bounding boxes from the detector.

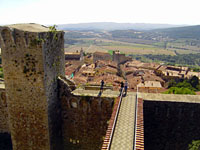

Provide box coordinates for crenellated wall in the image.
[58,78,115,150]
[144,100,200,150]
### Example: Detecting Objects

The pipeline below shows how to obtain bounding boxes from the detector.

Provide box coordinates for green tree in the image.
[0,67,3,78]
[163,87,196,95]
[189,140,200,150]
[176,80,195,91]
[49,25,57,32]
[168,79,177,88]
[189,76,199,90]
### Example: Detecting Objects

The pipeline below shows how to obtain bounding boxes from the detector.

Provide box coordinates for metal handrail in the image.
[107,88,124,150]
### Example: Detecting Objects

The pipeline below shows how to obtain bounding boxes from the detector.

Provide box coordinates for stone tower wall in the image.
[0,24,64,150]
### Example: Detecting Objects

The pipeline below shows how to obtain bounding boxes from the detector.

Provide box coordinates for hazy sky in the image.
[0,0,200,25]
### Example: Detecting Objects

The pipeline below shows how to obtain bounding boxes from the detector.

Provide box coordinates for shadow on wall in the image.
[144,101,200,150]
[0,133,12,150]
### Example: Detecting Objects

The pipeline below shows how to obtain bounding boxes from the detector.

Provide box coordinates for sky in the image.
[0,0,200,25]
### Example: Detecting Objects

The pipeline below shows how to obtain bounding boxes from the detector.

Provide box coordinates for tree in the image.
[188,140,200,150]
[189,76,199,90]
[163,87,196,95]
[176,80,195,91]
[168,79,177,88]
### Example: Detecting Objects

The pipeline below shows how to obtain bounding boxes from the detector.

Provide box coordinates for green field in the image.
[65,38,177,55]
[64,26,200,56]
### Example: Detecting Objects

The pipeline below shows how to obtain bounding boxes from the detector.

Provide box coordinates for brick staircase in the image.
[101,97,121,150]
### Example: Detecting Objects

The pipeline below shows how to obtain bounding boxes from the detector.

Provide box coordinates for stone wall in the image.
[58,78,115,150]
[0,24,64,150]
[144,100,200,150]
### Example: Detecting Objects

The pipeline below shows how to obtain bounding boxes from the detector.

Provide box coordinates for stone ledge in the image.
[139,92,200,103]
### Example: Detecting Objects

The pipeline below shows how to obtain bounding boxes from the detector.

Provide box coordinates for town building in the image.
[65,48,84,61]
[138,81,162,88]
[137,81,164,93]
[93,51,111,63]
[112,50,132,64]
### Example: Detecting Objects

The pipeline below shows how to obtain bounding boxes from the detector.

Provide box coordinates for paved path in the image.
[110,93,136,150]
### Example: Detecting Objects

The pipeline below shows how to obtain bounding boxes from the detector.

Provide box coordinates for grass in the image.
[108,50,113,55]
[65,38,176,55]
[101,45,175,55]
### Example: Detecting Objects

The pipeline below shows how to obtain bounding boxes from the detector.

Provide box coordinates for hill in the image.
[57,22,183,31]
[154,25,200,39]
[63,24,200,56]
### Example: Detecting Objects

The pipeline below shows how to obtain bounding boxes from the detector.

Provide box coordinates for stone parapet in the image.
[58,77,115,150]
